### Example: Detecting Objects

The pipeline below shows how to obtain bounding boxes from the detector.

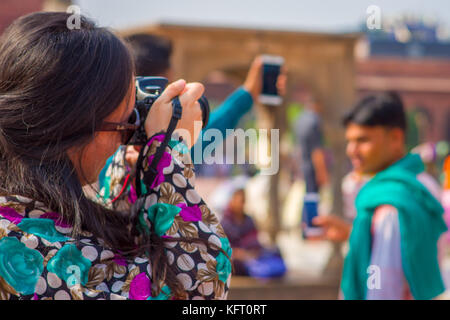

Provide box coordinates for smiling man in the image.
[314,92,446,300]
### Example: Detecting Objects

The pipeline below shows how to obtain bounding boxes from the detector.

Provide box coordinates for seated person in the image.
[221,189,286,278]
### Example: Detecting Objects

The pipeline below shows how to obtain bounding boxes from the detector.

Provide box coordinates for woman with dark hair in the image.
[0,12,231,300]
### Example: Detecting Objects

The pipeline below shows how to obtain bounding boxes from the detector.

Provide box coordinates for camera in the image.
[128,76,210,145]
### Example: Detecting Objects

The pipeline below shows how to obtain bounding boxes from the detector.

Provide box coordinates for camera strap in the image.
[135,96,182,198]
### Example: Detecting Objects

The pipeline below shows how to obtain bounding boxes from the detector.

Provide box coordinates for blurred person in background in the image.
[313,92,446,300]
[294,93,329,235]
[221,189,286,278]
[294,93,329,194]
[221,189,263,275]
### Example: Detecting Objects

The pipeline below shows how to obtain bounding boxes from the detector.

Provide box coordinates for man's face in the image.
[345,123,403,175]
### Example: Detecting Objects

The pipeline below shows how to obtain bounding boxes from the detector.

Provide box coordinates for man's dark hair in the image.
[124,33,172,76]
[343,91,407,131]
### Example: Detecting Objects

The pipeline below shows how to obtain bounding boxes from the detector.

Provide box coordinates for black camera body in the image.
[129,76,209,146]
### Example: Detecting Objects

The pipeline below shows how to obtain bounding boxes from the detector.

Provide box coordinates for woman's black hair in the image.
[0,11,134,239]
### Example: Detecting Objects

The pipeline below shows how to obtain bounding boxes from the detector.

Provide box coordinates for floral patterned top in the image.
[0,133,232,300]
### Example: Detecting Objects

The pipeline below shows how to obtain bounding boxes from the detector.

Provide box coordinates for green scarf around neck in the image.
[341,153,446,300]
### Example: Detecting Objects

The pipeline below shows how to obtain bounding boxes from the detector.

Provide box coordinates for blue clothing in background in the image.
[294,109,323,193]
[203,87,253,141]
[191,86,253,164]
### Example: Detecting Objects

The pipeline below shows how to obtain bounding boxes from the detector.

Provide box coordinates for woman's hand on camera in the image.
[145,79,204,148]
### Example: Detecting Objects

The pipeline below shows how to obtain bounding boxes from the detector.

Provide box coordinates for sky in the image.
[74,0,450,33]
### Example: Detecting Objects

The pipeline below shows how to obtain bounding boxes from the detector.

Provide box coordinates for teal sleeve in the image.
[205,86,253,137]
[190,86,253,163]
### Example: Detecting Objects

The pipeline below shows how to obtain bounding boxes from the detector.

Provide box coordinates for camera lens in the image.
[128,108,140,126]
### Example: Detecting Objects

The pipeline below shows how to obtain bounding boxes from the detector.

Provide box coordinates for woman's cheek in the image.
[85,135,118,181]
[99,132,121,158]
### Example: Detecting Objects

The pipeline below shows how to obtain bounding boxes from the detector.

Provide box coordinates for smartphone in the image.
[301,193,323,238]
[259,55,284,106]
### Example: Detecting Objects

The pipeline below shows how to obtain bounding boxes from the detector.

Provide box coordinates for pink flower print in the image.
[146,134,165,147]
[176,203,202,222]
[129,272,151,300]
[0,206,24,224]
[40,212,71,228]
[147,151,172,189]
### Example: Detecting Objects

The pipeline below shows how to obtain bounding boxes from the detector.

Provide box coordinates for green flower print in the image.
[139,203,181,237]
[147,285,171,300]
[216,237,232,283]
[47,244,92,287]
[0,237,44,295]
[18,218,69,243]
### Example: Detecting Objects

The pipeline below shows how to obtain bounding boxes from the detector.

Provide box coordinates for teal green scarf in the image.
[341,153,446,300]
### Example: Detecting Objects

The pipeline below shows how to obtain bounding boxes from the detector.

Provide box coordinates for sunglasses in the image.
[97,108,141,145]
